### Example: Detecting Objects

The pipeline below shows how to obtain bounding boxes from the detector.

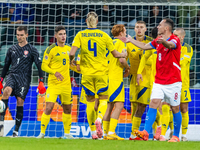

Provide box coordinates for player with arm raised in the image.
[37,26,79,139]
[122,18,182,142]
[0,26,45,137]
[69,11,127,139]
[126,21,154,141]
[103,24,130,140]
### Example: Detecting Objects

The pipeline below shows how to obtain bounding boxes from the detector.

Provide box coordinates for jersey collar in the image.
[87,28,98,30]
[182,42,185,46]
[134,35,146,40]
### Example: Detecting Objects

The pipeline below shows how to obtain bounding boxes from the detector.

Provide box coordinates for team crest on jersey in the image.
[23,50,29,57]
[62,52,66,55]
[77,56,80,61]
[45,55,48,60]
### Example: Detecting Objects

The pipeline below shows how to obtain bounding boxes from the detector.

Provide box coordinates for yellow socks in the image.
[161,105,170,136]
[103,120,110,136]
[97,99,107,121]
[108,118,118,134]
[131,102,137,121]
[62,113,72,134]
[86,101,96,132]
[169,110,174,131]
[131,117,141,135]
[41,113,50,134]
[181,111,189,135]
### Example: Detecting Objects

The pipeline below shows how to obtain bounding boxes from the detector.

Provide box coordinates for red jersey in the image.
[150,34,182,84]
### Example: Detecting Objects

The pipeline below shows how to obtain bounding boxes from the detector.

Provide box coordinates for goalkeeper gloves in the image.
[37,78,46,95]
[0,77,3,95]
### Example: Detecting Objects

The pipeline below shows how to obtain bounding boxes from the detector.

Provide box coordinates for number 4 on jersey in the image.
[88,40,97,57]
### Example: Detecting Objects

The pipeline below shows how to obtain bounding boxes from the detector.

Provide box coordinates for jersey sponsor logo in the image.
[56,53,60,56]
[24,50,29,57]
[45,55,48,60]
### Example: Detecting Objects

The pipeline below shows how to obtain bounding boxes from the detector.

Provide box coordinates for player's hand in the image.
[70,58,76,66]
[137,74,143,85]
[37,81,46,95]
[119,35,132,43]
[121,49,127,58]
[77,64,81,72]
[156,37,165,44]
[123,68,130,77]
[55,72,64,81]
[0,77,3,96]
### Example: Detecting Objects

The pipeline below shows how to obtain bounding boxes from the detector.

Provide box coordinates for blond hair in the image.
[86,11,98,28]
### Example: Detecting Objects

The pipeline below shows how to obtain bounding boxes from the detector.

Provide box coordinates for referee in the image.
[0,26,46,137]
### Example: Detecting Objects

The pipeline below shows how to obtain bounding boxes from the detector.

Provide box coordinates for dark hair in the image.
[151,27,158,39]
[16,26,28,34]
[111,24,125,37]
[55,26,66,33]
[136,20,146,26]
[163,18,174,31]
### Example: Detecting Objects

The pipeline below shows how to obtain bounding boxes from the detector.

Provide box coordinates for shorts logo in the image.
[24,50,29,57]
[174,92,178,102]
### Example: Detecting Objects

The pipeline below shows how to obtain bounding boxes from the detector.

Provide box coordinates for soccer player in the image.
[136,27,162,141]
[69,11,127,139]
[0,26,46,137]
[171,28,193,141]
[37,26,79,139]
[122,18,182,142]
[102,24,130,140]
[127,21,153,140]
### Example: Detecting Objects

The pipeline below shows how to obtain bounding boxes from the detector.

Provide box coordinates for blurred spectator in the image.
[177,0,197,27]
[116,5,137,26]
[94,5,115,26]
[0,3,13,23]
[163,5,177,24]
[63,5,88,44]
[149,6,162,27]
[2,3,35,45]
[35,3,62,45]
[191,9,200,87]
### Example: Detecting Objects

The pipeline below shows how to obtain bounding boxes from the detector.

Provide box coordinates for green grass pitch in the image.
[0,137,200,150]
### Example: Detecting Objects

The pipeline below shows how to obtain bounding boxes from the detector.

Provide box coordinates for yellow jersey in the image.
[108,38,127,81]
[180,42,193,89]
[127,35,153,88]
[42,43,77,87]
[72,28,115,76]
[137,49,157,86]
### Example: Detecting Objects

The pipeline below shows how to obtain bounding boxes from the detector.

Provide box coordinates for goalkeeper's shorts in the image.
[45,85,72,105]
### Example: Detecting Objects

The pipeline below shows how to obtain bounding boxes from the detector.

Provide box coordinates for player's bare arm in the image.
[121,35,152,50]
[111,49,127,58]
[69,46,78,62]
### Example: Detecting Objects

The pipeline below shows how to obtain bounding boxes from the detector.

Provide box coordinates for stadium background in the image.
[0,0,200,140]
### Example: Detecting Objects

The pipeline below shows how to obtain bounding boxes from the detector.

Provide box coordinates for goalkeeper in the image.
[0,26,46,137]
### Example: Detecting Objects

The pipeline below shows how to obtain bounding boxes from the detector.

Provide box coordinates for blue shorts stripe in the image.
[82,85,95,96]
[109,82,123,102]
[137,87,148,100]
[97,86,108,95]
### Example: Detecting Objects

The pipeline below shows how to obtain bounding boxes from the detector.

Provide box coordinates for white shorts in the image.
[150,82,182,106]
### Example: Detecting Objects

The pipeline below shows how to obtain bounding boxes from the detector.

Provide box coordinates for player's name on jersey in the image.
[81,33,103,37]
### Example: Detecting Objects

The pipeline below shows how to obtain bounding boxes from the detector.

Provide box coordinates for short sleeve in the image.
[150,39,157,49]
[106,34,115,52]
